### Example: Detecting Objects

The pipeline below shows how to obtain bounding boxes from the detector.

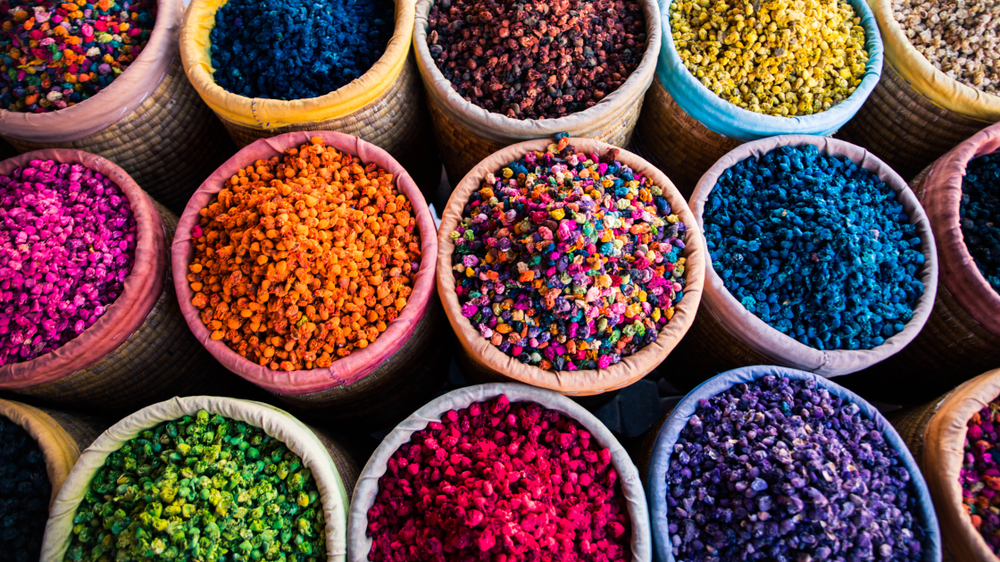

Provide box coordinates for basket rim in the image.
[435,137,707,395]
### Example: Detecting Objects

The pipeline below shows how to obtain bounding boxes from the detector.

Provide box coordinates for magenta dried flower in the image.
[366,395,631,562]
[0,159,137,366]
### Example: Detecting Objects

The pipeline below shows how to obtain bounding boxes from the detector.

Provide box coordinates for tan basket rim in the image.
[923,369,1000,562]
[436,138,706,395]
[179,0,413,129]
[346,383,652,562]
[0,150,167,388]
[918,123,1000,336]
[0,399,80,508]
[871,0,1000,121]
[0,0,181,142]
[171,131,438,395]
[412,0,660,143]
[689,135,939,376]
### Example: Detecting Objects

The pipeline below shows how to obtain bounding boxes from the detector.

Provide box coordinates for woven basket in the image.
[347,383,652,562]
[172,131,446,429]
[437,138,706,397]
[886,370,1000,562]
[835,0,1000,182]
[41,396,354,562]
[413,0,661,186]
[837,125,1000,406]
[665,136,939,392]
[180,0,441,196]
[629,79,742,198]
[0,0,234,215]
[648,366,942,562]
[0,150,228,414]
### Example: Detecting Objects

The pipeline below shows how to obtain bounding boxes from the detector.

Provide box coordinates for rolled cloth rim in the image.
[436,138,706,395]
[922,369,1000,562]
[869,0,1000,123]
[0,149,167,389]
[0,399,83,508]
[688,135,939,376]
[39,396,349,562]
[179,0,413,129]
[647,365,941,562]
[347,382,652,562]
[918,122,1000,337]
[411,0,660,143]
[0,0,181,143]
[171,131,438,394]
[656,0,883,141]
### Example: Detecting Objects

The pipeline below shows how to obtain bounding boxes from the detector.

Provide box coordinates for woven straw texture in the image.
[10,201,227,413]
[308,426,361,499]
[4,60,234,216]
[428,90,645,186]
[630,79,742,198]
[437,139,706,396]
[35,408,108,454]
[217,56,440,195]
[885,371,1000,562]
[667,136,939,393]
[837,62,993,181]
[270,302,451,428]
[413,0,660,186]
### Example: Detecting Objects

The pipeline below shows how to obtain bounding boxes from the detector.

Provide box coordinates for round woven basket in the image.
[347,382,652,562]
[648,365,942,562]
[888,369,1000,562]
[665,135,939,391]
[837,123,1000,407]
[0,150,226,414]
[0,0,235,215]
[835,0,1000,181]
[172,131,447,428]
[179,0,441,196]
[436,138,706,396]
[40,396,356,562]
[413,0,661,186]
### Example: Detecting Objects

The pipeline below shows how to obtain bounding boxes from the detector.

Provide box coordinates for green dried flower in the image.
[64,411,327,562]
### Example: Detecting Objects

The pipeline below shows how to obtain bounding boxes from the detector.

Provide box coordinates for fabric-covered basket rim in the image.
[656,0,883,142]
[0,149,167,389]
[0,399,82,508]
[868,0,1000,123]
[436,138,706,395]
[179,0,413,130]
[39,395,350,562]
[346,382,652,562]
[918,122,1000,337]
[0,0,182,143]
[689,135,939,376]
[171,130,438,395]
[647,365,942,562]
[920,369,1000,562]
[411,0,661,143]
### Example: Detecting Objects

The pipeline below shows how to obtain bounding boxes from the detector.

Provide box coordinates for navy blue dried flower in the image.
[960,153,1000,295]
[0,416,50,562]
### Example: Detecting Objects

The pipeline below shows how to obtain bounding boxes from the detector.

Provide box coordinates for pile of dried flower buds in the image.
[365,394,632,562]
[0,159,136,366]
[187,137,421,371]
